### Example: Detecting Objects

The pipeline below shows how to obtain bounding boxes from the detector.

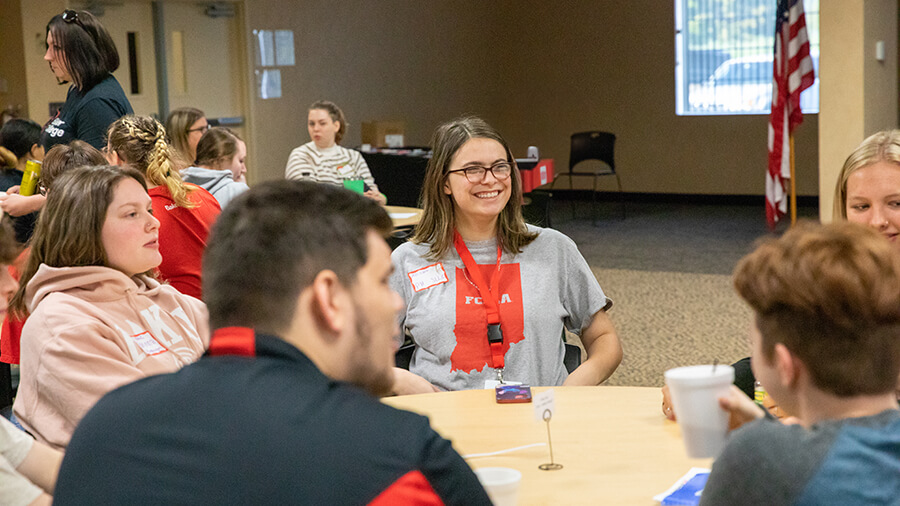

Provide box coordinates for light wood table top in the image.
[385,205,423,229]
[383,386,712,505]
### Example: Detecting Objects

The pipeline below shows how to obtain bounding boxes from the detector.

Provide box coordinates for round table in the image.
[383,386,712,504]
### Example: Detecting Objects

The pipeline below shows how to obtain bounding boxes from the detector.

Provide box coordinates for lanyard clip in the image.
[488,323,503,344]
[497,367,504,384]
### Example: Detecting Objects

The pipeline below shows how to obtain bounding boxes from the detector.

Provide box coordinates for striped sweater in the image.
[284,141,379,192]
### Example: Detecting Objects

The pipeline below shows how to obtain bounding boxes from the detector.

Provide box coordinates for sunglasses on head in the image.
[61,10,84,28]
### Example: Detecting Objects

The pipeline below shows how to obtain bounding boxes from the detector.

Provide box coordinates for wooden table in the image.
[386,205,423,229]
[383,386,712,505]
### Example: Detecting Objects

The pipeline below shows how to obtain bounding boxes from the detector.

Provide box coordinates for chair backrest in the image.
[569,131,616,172]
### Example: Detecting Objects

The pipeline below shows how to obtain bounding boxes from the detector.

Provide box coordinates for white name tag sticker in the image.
[408,263,448,292]
[534,388,555,421]
[132,331,166,356]
[336,165,353,177]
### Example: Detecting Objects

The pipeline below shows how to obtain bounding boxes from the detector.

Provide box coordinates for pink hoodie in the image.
[13,265,209,449]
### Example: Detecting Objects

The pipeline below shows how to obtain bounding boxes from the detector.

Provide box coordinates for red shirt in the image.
[149,184,220,299]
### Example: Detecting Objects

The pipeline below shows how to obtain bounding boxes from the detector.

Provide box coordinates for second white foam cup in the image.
[664,364,735,458]
[474,467,521,506]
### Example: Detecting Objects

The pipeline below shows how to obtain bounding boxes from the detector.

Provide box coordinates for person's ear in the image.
[773,343,801,388]
[29,144,45,162]
[106,149,121,166]
[443,178,452,195]
[309,269,347,338]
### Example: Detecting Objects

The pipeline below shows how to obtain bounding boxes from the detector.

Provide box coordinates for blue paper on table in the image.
[661,471,709,506]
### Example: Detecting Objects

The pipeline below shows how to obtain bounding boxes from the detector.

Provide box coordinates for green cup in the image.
[342,178,365,194]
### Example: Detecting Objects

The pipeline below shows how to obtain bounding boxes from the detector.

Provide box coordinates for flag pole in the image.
[789,134,797,225]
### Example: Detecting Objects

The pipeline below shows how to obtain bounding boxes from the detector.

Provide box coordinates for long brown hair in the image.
[412,116,536,260]
[107,115,196,208]
[10,165,147,317]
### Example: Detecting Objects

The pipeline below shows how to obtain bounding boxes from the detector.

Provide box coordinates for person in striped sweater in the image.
[284,100,386,204]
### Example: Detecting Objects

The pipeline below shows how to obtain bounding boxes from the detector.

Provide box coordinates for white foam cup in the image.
[474,467,521,506]
[664,364,734,458]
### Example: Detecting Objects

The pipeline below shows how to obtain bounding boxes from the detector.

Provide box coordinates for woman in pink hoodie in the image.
[10,165,209,450]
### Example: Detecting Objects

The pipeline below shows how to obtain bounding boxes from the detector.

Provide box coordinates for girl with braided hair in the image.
[106,115,220,299]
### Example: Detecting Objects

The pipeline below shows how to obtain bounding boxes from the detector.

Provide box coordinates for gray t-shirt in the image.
[701,409,900,505]
[390,225,610,391]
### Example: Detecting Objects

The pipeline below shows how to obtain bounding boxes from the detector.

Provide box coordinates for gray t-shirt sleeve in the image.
[700,418,833,506]
[551,228,611,335]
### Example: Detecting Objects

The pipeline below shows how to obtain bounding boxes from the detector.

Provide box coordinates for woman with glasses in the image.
[41,10,132,152]
[165,107,208,169]
[285,100,386,204]
[389,116,622,394]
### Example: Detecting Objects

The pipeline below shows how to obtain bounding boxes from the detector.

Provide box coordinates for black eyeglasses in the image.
[447,161,513,183]
[62,10,84,28]
[188,124,210,134]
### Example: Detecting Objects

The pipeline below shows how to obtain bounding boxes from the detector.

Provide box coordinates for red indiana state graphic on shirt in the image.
[450,263,524,373]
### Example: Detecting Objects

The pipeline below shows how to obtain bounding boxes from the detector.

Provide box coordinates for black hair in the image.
[46,10,120,90]
[203,180,392,334]
[0,119,42,159]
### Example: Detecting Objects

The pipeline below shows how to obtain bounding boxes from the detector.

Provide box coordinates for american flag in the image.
[766,0,815,229]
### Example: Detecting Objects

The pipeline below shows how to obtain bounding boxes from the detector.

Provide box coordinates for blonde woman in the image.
[833,130,900,252]
[106,115,220,299]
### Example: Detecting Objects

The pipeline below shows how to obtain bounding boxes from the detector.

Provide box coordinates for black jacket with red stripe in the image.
[54,331,492,505]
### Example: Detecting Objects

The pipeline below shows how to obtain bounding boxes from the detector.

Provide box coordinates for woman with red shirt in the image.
[106,115,220,299]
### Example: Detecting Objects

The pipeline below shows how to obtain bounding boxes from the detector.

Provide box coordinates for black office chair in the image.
[551,131,624,224]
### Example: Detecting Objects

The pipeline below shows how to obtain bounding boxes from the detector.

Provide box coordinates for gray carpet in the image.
[549,199,817,387]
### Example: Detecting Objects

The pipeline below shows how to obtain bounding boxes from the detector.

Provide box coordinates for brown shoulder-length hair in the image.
[165,107,205,167]
[46,10,119,91]
[10,165,147,318]
[107,115,196,209]
[195,127,242,169]
[412,116,536,260]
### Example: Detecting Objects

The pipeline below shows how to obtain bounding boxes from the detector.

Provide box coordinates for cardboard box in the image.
[362,121,405,148]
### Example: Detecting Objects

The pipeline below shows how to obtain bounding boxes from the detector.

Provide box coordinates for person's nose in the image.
[147,213,160,232]
[869,205,889,230]
[44,47,53,61]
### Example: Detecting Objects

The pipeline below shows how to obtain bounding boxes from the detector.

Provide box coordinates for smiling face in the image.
[443,137,511,232]
[44,30,72,84]
[219,139,247,182]
[308,108,340,149]
[101,178,162,277]
[845,161,900,250]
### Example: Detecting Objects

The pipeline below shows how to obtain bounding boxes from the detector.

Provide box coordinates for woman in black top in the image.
[41,9,132,151]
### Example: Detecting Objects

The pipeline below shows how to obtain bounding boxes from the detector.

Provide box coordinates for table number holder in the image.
[534,389,563,471]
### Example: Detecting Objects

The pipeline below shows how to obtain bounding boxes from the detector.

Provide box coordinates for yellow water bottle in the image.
[20,159,42,196]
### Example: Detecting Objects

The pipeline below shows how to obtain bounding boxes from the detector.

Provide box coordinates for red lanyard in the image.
[453,230,505,369]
